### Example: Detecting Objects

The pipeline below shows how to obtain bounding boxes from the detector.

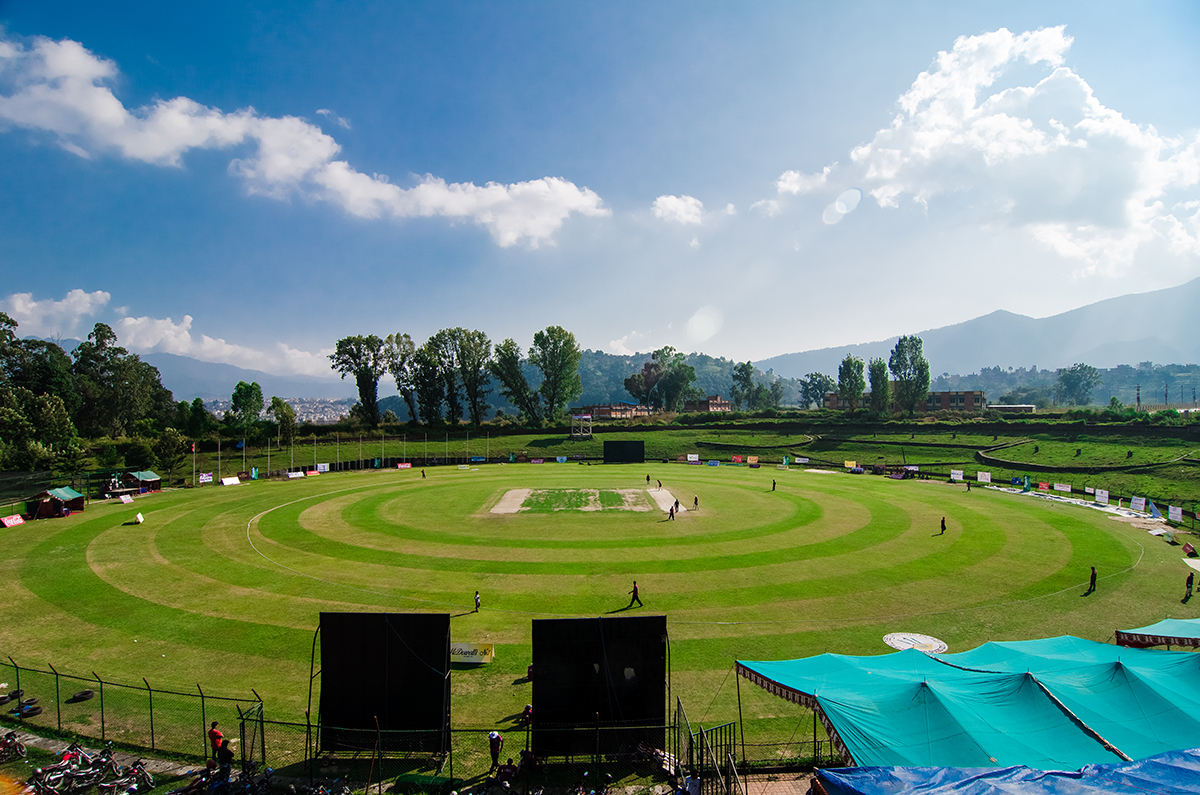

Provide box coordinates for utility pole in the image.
[1136,384,1141,411]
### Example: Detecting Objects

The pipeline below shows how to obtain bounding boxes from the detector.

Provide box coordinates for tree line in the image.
[328,325,585,428]
[0,313,175,473]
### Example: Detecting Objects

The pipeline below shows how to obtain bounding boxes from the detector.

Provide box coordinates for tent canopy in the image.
[1116,617,1200,649]
[47,486,83,501]
[126,471,160,482]
[739,636,1200,770]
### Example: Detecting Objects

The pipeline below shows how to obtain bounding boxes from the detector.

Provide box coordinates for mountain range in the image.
[758,277,1200,379]
[101,277,1200,402]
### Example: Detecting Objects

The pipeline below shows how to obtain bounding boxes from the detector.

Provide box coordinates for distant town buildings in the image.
[204,397,356,425]
[578,402,651,420]
[824,391,988,412]
[682,395,732,413]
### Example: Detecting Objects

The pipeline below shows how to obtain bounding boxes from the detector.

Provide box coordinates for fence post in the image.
[198,684,207,760]
[144,678,155,750]
[93,672,105,741]
[48,663,61,731]
[253,689,265,767]
[7,658,19,705]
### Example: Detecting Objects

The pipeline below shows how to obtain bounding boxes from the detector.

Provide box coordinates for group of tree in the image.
[831,336,931,416]
[328,325,584,428]
[0,313,176,471]
[624,347,704,410]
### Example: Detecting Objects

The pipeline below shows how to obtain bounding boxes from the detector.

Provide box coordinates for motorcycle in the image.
[0,730,27,761]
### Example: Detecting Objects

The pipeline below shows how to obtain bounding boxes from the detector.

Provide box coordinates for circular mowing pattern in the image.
[884,632,949,653]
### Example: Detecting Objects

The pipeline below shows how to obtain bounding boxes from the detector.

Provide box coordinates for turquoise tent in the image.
[1116,618,1200,649]
[739,636,1200,770]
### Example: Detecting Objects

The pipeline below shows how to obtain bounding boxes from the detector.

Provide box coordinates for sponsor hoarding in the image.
[450,642,494,664]
[977,472,991,483]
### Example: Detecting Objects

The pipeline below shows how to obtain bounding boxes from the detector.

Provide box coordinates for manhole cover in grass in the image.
[883,632,947,653]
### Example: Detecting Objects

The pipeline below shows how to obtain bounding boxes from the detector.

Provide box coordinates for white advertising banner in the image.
[1170,505,1184,523]
[450,643,494,664]
[950,470,964,481]
[221,476,241,486]
[977,472,991,483]
[199,472,213,484]
[1131,496,1146,512]
[687,454,700,462]
[1094,489,1109,505]
[317,463,330,473]
[287,472,305,479]
[1053,483,1071,493]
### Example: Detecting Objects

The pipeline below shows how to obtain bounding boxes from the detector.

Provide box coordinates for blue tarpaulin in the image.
[817,746,1200,794]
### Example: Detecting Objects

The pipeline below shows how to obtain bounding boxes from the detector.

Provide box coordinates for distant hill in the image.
[758,277,1200,379]
[141,352,357,401]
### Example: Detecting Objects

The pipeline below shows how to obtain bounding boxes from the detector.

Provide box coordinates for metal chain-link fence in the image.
[0,659,260,760]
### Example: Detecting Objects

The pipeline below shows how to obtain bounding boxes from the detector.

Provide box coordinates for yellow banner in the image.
[844,461,857,469]
[451,643,494,664]
[747,456,759,464]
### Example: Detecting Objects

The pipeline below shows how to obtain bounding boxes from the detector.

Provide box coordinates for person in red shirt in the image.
[208,722,223,759]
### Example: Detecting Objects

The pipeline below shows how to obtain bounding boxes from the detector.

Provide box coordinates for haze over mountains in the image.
[125,278,1200,402]
[759,278,1200,380]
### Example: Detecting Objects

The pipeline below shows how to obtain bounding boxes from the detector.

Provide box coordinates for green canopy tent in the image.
[738,636,1200,770]
[1116,617,1200,649]
[24,486,86,518]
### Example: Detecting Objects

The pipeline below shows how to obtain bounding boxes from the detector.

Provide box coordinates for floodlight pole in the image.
[381,431,385,465]
[466,431,469,465]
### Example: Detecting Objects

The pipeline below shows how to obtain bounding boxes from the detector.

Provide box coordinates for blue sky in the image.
[2,1,1199,381]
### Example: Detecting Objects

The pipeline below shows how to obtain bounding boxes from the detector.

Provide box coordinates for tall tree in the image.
[187,397,215,438]
[426,329,463,424]
[383,332,419,422]
[889,335,931,417]
[731,361,755,410]
[530,325,583,420]
[837,355,866,413]
[329,335,387,426]
[652,347,697,411]
[868,357,890,414]
[490,338,541,424]
[450,328,493,427]
[269,396,297,446]
[412,342,447,425]
[800,372,836,409]
[623,371,649,405]
[71,324,173,437]
[154,427,188,484]
[229,381,264,436]
[1054,363,1102,406]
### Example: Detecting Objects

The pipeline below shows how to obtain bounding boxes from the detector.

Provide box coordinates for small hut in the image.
[123,471,162,494]
[24,486,86,519]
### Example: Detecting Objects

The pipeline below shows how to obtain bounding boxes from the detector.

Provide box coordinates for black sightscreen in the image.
[318,612,450,753]
[531,616,667,756]
[603,440,645,464]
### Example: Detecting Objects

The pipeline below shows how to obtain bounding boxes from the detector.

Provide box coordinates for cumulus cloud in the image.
[652,194,704,225]
[776,166,832,195]
[608,330,647,356]
[791,26,1200,271]
[116,313,333,376]
[2,289,110,337]
[0,34,609,247]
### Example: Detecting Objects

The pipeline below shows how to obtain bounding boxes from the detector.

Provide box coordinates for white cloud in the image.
[0,34,609,247]
[776,165,832,195]
[115,313,333,377]
[820,26,1200,272]
[724,203,736,215]
[689,236,700,248]
[750,199,781,217]
[315,108,351,129]
[2,289,110,337]
[652,194,704,225]
[608,330,647,356]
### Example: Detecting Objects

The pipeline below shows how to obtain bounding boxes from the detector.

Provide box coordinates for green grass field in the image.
[1,460,1196,775]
